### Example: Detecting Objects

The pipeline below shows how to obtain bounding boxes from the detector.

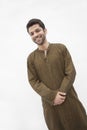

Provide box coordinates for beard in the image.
[33,34,46,45]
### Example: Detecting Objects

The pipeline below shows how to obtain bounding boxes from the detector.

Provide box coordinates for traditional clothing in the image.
[27,43,87,130]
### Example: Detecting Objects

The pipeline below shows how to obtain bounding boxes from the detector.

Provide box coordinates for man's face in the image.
[28,24,47,45]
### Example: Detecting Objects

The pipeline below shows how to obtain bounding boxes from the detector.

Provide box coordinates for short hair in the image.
[26,18,45,32]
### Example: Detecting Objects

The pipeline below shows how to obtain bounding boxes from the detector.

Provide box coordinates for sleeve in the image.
[27,54,58,105]
[59,45,76,93]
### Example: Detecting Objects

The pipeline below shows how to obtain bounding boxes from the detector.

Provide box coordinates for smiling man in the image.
[26,18,87,130]
[29,24,46,45]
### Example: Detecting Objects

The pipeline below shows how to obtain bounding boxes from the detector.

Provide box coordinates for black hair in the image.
[26,18,45,32]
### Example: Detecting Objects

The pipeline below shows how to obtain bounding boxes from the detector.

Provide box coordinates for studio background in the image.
[0,0,87,130]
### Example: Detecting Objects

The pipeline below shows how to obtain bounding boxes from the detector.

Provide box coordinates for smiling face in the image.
[28,24,47,45]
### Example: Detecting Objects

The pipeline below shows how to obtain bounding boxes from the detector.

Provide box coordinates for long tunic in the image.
[27,43,87,130]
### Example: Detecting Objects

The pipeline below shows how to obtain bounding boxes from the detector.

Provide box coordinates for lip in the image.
[35,37,42,42]
[35,40,41,44]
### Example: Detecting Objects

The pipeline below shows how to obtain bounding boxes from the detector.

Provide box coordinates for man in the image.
[26,18,87,130]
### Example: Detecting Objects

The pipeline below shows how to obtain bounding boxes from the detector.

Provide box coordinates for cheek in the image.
[31,37,35,41]
[31,35,35,39]
[40,32,45,37]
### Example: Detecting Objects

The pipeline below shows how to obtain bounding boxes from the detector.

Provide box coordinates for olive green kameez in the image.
[27,43,87,130]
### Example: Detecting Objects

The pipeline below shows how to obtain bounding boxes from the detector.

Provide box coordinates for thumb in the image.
[58,91,66,96]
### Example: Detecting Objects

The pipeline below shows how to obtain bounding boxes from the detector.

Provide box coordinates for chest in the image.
[34,49,65,71]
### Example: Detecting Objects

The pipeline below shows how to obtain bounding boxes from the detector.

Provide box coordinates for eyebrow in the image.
[29,28,42,34]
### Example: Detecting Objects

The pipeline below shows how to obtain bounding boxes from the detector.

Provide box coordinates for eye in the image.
[35,29,41,33]
[30,32,34,36]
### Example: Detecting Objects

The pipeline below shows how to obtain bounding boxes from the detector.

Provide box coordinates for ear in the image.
[44,28,47,34]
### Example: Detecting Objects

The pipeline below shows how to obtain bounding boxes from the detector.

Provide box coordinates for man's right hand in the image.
[53,91,66,106]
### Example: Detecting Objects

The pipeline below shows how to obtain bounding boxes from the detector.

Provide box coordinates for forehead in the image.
[29,24,42,33]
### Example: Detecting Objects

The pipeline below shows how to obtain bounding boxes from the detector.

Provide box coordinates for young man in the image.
[26,18,87,130]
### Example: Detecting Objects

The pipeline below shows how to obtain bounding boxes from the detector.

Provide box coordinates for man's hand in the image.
[53,91,66,106]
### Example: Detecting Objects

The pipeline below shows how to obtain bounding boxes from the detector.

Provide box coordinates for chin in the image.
[36,42,44,45]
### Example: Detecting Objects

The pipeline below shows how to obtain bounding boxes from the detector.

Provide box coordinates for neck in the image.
[38,40,49,51]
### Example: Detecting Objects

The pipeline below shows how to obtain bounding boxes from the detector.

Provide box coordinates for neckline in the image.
[37,43,51,52]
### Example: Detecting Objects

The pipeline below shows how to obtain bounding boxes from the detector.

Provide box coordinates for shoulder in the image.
[51,43,67,51]
[27,49,37,63]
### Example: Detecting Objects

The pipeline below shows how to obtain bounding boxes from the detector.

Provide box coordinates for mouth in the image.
[34,36,42,42]
[33,34,45,45]
[35,39,41,44]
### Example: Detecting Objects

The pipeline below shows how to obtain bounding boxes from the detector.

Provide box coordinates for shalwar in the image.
[27,43,87,130]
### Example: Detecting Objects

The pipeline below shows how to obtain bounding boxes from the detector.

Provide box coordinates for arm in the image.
[54,45,76,106]
[27,54,58,105]
[59,45,76,93]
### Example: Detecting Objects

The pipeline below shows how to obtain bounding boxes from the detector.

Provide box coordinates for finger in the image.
[54,101,64,106]
[59,95,66,100]
[59,91,66,96]
[60,98,65,102]
[59,93,66,97]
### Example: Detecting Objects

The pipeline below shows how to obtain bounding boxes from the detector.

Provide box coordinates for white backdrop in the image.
[0,0,87,130]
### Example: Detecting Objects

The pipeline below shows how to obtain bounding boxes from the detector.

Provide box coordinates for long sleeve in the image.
[59,45,76,93]
[27,54,58,105]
